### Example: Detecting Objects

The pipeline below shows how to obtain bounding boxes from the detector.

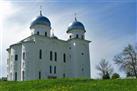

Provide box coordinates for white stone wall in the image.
[32,36,70,79]
[7,44,22,81]
[68,39,90,78]
[7,35,90,81]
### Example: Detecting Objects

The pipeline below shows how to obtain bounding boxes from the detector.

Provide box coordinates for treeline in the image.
[96,44,137,79]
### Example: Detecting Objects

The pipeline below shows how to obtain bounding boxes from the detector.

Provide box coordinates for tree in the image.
[112,73,120,79]
[113,44,137,78]
[96,59,113,79]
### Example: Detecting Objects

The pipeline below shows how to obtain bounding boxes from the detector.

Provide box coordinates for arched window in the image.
[15,72,17,81]
[81,53,84,55]
[82,35,84,39]
[50,51,52,61]
[22,71,24,81]
[63,53,66,63]
[15,54,18,61]
[63,73,65,78]
[54,66,56,74]
[50,66,52,73]
[82,68,84,72]
[10,73,12,80]
[23,52,25,60]
[39,49,42,59]
[37,31,39,35]
[45,32,47,36]
[69,35,71,39]
[76,34,79,38]
[55,52,57,61]
[39,71,41,79]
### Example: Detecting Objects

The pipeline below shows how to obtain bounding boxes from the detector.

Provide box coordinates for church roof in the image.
[30,11,51,28]
[67,18,86,33]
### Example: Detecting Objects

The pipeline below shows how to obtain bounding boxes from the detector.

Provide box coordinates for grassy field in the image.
[0,79,137,91]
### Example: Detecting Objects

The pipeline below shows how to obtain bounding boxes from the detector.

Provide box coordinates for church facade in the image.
[7,11,91,81]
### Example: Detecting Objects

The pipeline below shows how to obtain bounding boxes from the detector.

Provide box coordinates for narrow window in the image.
[55,52,57,61]
[76,34,79,38]
[69,55,71,59]
[39,49,42,59]
[81,53,84,55]
[82,68,84,72]
[63,53,66,63]
[10,73,12,80]
[54,66,56,74]
[63,73,65,78]
[39,71,41,80]
[22,71,24,81]
[82,35,84,39]
[50,65,52,74]
[45,32,47,36]
[69,35,71,39]
[23,52,25,60]
[37,31,39,35]
[50,51,52,61]
[15,72,17,81]
[15,54,18,61]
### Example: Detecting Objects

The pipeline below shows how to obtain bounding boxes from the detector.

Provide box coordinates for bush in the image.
[112,73,120,79]
[102,72,110,79]
[0,77,7,81]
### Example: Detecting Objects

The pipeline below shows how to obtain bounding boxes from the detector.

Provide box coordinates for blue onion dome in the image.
[67,18,86,33]
[30,11,51,29]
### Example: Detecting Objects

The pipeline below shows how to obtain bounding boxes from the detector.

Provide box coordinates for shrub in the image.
[112,73,120,79]
[102,72,110,79]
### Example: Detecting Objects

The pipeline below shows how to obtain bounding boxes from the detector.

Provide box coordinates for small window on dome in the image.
[37,31,39,35]
[76,34,79,38]
[15,54,18,61]
[69,35,71,39]
[82,35,84,39]
[45,32,47,36]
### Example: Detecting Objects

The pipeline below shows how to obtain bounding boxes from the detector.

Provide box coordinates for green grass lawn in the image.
[0,79,137,91]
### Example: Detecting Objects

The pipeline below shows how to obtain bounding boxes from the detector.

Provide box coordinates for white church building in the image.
[7,11,91,81]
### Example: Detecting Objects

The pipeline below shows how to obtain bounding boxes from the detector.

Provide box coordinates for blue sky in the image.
[0,0,136,78]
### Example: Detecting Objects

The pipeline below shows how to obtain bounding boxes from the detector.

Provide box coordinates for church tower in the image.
[67,15,86,39]
[67,16,91,78]
[30,10,51,37]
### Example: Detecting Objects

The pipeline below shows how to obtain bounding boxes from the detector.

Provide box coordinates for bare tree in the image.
[114,44,137,78]
[96,59,113,79]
